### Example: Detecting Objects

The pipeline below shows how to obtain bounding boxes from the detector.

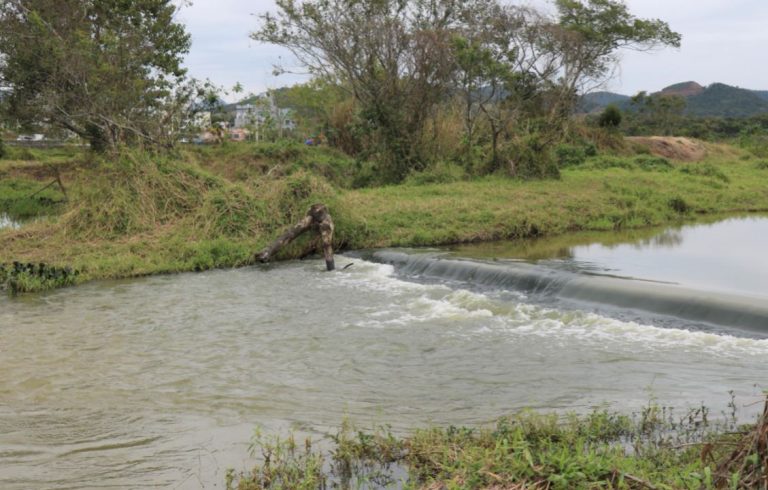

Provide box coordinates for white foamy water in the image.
[1,248,766,488]
[336,258,768,359]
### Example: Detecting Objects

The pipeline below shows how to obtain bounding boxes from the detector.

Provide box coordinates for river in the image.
[1,216,767,488]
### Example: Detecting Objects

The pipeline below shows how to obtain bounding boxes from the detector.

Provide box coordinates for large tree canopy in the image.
[253,0,680,182]
[254,0,463,181]
[0,0,191,150]
[552,0,681,95]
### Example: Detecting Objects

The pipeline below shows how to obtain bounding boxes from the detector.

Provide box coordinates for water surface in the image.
[1,216,766,488]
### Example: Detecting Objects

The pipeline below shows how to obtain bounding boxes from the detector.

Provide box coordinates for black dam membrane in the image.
[357,249,768,338]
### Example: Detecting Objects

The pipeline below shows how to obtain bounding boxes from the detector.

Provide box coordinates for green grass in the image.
[0,178,66,219]
[228,399,767,489]
[1,144,768,293]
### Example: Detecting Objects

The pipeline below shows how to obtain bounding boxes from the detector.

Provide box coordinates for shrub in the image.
[597,104,622,128]
[0,138,5,159]
[554,144,587,167]
[503,135,560,180]
[755,160,768,170]
[1,262,79,294]
[668,196,690,213]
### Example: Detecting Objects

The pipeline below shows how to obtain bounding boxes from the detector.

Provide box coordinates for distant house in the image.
[233,94,296,135]
[228,128,249,142]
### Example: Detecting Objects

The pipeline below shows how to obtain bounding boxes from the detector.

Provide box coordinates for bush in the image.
[554,144,587,167]
[0,138,5,159]
[668,196,690,213]
[503,135,560,180]
[597,104,622,128]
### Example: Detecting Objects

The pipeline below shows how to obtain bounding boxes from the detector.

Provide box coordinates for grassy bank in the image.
[1,141,767,293]
[228,399,768,489]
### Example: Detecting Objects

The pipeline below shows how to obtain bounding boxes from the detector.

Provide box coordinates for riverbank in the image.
[230,398,767,489]
[1,141,767,292]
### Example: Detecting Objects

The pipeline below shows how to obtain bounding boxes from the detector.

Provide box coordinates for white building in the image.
[16,134,45,142]
[233,94,296,133]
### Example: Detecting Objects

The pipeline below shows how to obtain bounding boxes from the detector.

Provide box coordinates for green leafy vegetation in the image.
[228,399,768,489]
[253,0,679,183]
[0,262,78,295]
[0,0,192,150]
[2,143,767,294]
[0,178,65,219]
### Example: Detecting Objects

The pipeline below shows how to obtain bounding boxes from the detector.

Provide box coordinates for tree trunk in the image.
[257,203,335,271]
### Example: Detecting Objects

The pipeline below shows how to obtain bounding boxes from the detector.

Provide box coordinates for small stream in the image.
[1,216,766,488]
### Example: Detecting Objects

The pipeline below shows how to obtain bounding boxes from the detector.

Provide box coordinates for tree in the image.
[274,79,351,143]
[630,91,686,135]
[547,0,681,120]
[598,104,622,128]
[253,0,462,182]
[0,0,191,150]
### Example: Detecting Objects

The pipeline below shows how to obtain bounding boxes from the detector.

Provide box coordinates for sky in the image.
[177,0,768,100]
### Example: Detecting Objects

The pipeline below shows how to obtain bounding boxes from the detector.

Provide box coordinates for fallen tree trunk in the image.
[257,203,335,271]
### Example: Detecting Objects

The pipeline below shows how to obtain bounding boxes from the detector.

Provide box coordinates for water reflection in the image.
[450,215,768,299]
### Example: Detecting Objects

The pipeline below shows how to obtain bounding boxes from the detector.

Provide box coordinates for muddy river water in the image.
[1,216,767,488]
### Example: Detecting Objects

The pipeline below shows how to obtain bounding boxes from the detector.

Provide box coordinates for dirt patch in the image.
[626,136,709,162]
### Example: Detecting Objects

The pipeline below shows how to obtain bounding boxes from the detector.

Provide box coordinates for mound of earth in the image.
[625,136,708,162]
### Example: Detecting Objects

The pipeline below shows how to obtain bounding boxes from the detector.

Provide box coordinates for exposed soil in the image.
[626,136,709,162]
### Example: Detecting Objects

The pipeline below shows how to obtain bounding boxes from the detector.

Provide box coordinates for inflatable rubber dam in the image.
[358,249,768,337]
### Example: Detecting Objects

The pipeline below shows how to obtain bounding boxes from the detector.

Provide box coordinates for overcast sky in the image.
[178,0,768,100]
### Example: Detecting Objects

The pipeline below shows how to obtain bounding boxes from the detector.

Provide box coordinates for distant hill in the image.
[658,81,705,98]
[577,91,630,113]
[684,83,768,117]
[579,82,768,118]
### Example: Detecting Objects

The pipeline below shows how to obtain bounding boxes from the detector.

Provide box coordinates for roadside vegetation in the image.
[227,397,768,489]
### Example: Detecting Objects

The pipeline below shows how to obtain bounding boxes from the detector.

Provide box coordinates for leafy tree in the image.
[548,0,681,118]
[273,79,348,139]
[598,104,622,128]
[253,0,462,182]
[451,3,555,169]
[0,0,191,150]
[630,92,686,135]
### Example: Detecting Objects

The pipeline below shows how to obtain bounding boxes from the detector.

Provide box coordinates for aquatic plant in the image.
[0,261,79,294]
[228,397,766,489]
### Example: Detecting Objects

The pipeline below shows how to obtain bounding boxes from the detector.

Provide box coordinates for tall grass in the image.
[2,144,768,293]
[228,398,765,489]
